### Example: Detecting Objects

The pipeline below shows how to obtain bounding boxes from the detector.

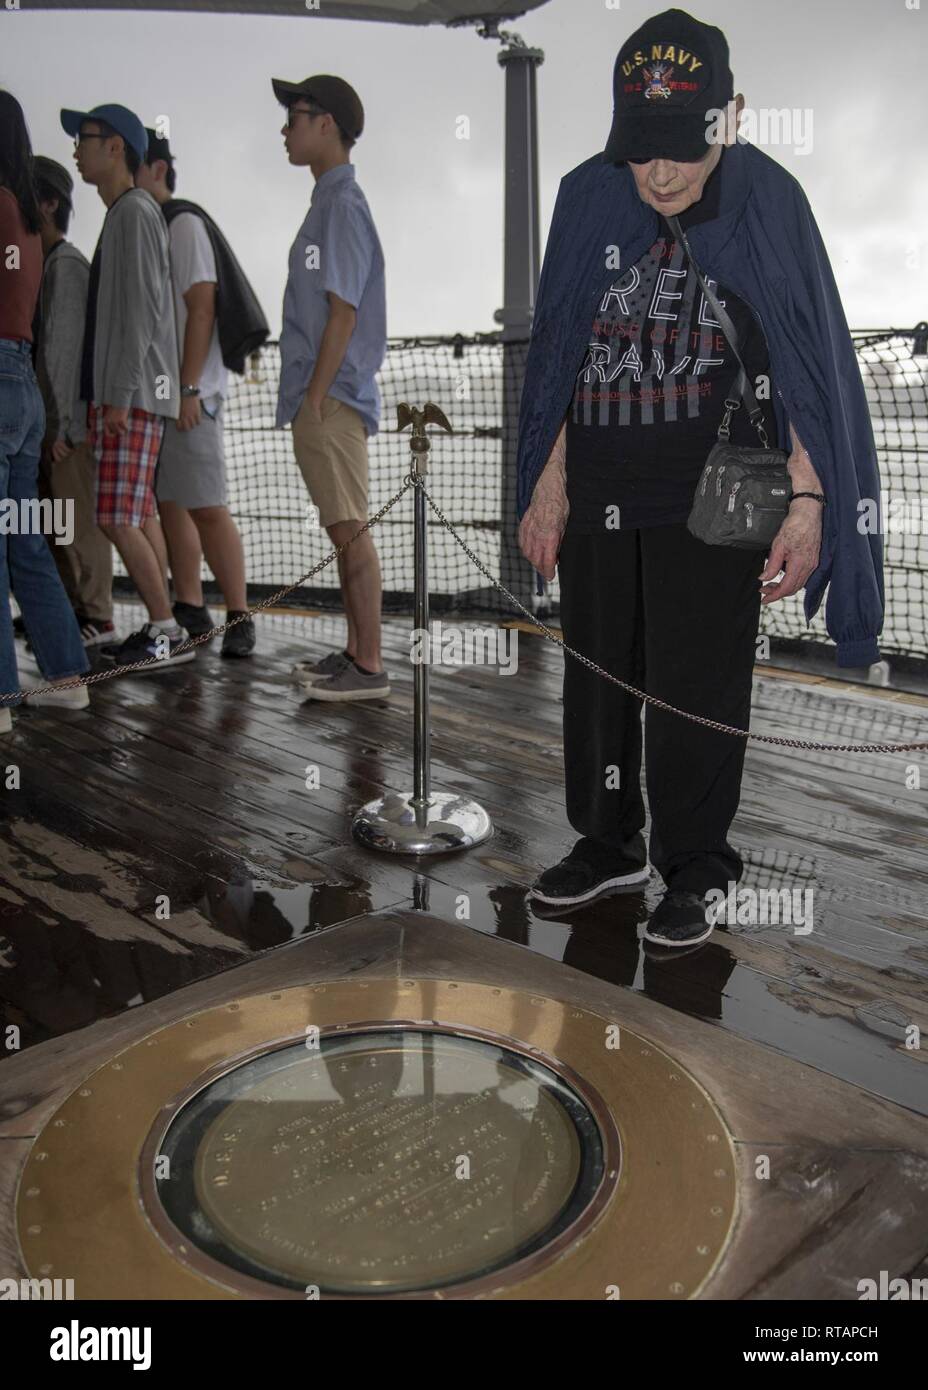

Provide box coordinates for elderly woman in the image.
[516,10,883,947]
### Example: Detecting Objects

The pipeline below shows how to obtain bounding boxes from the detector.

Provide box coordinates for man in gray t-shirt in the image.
[136,131,255,659]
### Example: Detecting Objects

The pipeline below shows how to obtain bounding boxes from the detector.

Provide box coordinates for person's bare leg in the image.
[326,520,382,672]
[100,523,173,622]
[189,506,247,612]
[159,501,204,606]
[334,547,358,659]
[141,513,170,587]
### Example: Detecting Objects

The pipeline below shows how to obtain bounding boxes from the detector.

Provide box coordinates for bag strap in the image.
[665,213,771,447]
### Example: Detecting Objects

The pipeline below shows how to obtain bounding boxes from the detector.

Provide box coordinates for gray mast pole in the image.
[490,28,545,610]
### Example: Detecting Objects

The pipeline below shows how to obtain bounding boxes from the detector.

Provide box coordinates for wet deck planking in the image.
[1,608,926,1114]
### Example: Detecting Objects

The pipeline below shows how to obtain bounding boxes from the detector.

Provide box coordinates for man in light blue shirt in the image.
[273,74,389,702]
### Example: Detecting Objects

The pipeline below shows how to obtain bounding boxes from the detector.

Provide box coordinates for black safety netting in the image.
[121,330,928,667]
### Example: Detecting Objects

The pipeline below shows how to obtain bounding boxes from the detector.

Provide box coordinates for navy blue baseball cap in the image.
[603,8,734,164]
[60,103,148,164]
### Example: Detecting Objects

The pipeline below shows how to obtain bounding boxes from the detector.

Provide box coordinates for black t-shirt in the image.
[564,147,776,533]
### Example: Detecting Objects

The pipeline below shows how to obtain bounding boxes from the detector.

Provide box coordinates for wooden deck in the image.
[1,603,927,1297]
[2,604,926,1110]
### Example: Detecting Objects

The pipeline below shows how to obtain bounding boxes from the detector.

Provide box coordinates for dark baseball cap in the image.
[60,103,149,165]
[144,127,174,167]
[33,156,74,204]
[603,8,734,164]
[271,74,364,140]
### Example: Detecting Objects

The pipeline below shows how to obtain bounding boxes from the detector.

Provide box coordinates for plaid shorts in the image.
[88,404,165,527]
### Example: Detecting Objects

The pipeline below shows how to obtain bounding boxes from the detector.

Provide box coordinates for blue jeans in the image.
[0,337,89,700]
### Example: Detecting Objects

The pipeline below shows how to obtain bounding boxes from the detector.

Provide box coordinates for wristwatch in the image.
[181,385,201,398]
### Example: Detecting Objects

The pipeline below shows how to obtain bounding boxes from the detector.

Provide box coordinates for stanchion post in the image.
[350,403,494,855]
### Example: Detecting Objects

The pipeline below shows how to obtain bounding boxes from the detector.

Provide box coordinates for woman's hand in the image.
[759,498,823,604]
[760,420,826,605]
[518,420,569,582]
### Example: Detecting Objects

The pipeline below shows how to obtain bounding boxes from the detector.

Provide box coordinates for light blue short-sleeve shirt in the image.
[276,163,387,437]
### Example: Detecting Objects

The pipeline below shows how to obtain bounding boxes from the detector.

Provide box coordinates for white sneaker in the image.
[0,707,11,733]
[25,683,90,709]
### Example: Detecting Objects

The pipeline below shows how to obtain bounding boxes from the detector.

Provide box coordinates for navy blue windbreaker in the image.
[516,141,884,668]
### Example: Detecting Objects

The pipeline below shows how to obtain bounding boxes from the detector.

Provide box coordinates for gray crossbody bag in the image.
[666,213,792,550]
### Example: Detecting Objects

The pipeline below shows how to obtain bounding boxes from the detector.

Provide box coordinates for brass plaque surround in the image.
[16,979,738,1300]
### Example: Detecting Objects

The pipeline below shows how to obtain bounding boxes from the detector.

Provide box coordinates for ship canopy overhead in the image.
[22,0,552,22]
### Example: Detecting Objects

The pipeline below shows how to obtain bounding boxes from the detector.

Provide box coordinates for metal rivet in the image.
[79,1089,91,1097]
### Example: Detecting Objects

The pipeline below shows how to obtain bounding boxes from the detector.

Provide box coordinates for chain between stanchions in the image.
[413,476,928,756]
[2,476,416,707]
[6,467,928,753]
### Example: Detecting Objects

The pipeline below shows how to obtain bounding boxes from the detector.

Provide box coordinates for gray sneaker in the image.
[299,660,390,702]
[290,650,351,685]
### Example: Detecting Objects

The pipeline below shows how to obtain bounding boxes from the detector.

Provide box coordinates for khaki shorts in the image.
[292,392,369,528]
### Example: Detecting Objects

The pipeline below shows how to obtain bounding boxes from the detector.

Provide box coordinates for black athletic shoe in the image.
[172,600,214,639]
[221,611,255,659]
[530,843,650,907]
[100,623,196,672]
[642,889,718,948]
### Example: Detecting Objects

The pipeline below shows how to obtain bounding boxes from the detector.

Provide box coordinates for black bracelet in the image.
[789,491,826,506]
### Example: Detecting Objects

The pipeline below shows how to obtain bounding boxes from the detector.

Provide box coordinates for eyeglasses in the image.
[285,106,324,129]
[74,132,108,147]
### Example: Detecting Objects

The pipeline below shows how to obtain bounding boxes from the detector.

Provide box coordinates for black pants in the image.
[556,522,763,895]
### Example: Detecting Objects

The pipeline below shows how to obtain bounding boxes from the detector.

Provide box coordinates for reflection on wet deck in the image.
[1,607,926,1115]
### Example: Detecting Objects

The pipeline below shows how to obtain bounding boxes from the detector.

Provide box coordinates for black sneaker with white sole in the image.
[100,624,196,672]
[530,843,650,907]
[642,888,718,948]
[77,615,116,647]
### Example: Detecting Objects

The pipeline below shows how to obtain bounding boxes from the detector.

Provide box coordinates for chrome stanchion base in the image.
[352,790,493,855]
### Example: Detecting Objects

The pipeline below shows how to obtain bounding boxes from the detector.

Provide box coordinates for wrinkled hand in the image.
[519,475,569,582]
[759,499,823,605]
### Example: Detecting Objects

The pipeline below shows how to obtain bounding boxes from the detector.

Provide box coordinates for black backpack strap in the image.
[666,213,770,446]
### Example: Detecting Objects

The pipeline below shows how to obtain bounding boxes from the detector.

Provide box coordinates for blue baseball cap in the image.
[60,103,148,165]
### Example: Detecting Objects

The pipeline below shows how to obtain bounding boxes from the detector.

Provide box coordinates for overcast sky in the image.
[3,0,925,336]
